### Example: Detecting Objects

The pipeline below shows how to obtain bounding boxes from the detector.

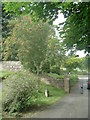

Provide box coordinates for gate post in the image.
[64,75,70,93]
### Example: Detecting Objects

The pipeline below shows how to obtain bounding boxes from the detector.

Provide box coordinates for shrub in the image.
[65,57,83,73]
[8,15,51,74]
[50,65,60,75]
[69,74,78,88]
[48,73,64,80]
[77,70,88,75]
[0,70,13,80]
[42,61,50,73]
[2,70,41,114]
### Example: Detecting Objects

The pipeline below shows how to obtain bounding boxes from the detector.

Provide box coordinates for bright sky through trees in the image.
[53,13,87,58]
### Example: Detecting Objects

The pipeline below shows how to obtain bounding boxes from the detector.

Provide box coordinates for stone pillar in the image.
[64,75,70,93]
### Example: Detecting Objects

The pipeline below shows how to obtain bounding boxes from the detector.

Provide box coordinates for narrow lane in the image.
[33,76,88,118]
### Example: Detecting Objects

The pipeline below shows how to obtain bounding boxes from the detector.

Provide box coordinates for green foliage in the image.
[77,70,88,75]
[3,2,32,16]
[2,70,65,116]
[1,3,13,61]
[3,2,89,52]
[4,15,65,74]
[3,2,89,54]
[64,57,83,73]
[2,3,11,38]
[48,73,64,80]
[59,2,89,52]
[80,56,88,70]
[2,71,40,114]
[3,36,19,61]
[6,15,51,74]
[69,74,78,88]
[3,2,60,23]
[42,38,66,74]
[50,65,60,75]
[0,70,13,79]
[34,83,65,107]
[42,61,50,73]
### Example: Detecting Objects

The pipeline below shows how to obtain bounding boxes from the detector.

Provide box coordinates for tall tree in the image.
[2,3,12,38]
[3,2,89,52]
[1,3,13,61]
[59,2,89,53]
[42,38,66,74]
[8,15,51,74]
[64,56,83,73]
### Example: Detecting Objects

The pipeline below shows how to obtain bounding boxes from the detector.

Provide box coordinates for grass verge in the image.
[0,70,13,79]
[2,71,66,118]
[21,83,66,118]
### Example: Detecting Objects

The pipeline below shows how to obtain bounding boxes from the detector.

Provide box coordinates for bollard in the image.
[81,86,83,94]
[80,80,83,94]
[45,89,49,97]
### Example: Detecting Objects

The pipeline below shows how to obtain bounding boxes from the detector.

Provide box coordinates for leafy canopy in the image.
[8,15,51,74]
[64,56,83,72]
[3,2,89,53]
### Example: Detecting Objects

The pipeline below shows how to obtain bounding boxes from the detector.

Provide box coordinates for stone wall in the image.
[41,77,64,89]
[41,75,70,92]
[0,61,70,92]
[0,61,23,71]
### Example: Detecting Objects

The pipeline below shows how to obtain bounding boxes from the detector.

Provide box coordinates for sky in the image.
[53,13,86,58]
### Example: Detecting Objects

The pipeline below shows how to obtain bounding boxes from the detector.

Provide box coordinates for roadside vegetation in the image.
[2,70,65,117]
[1,2,88,118]
[0,71,13,80]
[48,73,64,80]
[69,74,78,89]
[2,69,79,117]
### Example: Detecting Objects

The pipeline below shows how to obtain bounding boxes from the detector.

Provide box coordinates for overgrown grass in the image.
[2,71,66,117]
[21,83,66,118]
[31,83,65,107]
[0,70,13,79]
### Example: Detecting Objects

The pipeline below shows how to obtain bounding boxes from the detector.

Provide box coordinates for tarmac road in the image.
[33,76,88,118]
